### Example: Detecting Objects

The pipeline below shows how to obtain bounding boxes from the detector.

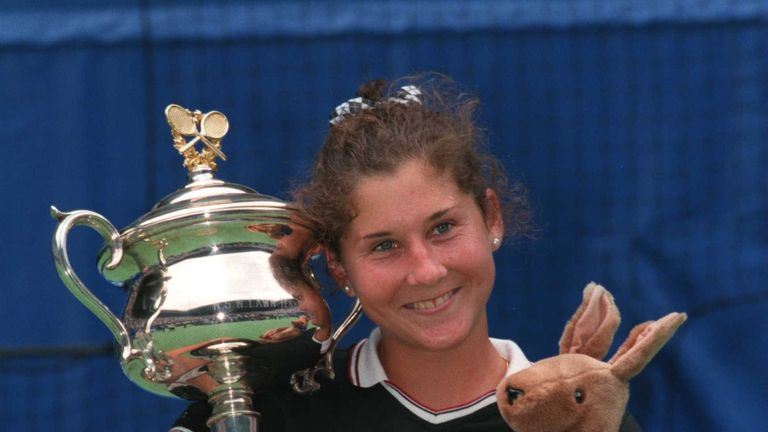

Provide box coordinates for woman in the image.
[171,76,640,431]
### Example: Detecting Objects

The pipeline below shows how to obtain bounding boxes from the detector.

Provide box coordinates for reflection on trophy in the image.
[51,104,362,432]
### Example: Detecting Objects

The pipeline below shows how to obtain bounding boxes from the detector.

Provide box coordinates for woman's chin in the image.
[408,322,475,352]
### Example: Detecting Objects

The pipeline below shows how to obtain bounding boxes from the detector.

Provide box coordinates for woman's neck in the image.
[377,325,507,410]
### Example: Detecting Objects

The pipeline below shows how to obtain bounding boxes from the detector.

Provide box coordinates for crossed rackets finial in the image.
[165,104,229,172]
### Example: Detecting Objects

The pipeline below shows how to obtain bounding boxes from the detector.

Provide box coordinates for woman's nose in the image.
[404,242,448,286]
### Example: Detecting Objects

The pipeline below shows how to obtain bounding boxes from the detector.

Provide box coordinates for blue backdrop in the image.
[2,1,766,431]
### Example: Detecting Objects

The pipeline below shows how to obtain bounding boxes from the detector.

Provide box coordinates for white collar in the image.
[348,327,531,424]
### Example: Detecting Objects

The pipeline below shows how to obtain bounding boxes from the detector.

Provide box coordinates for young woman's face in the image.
[334,160,503,352]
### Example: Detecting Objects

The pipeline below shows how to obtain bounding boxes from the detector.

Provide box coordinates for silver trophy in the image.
[51,104,362,432]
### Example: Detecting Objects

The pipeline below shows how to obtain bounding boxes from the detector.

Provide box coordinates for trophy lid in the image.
[120,164,288,240]
[98,104,308,284]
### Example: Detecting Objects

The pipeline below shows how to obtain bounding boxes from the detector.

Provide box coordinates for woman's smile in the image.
[402,287,460,312]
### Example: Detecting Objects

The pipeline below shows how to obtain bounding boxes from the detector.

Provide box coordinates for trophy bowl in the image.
[51,104,361,432]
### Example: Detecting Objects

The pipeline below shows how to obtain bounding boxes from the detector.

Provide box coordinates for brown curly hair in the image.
[293,74,532,256]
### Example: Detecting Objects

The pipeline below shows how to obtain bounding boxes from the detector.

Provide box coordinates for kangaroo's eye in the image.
[574,389,585,404]
[506,386,524,404]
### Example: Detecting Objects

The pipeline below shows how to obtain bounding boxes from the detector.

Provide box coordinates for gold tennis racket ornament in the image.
[165,104,229,172]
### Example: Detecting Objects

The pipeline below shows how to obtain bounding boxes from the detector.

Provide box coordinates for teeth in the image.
[406,290,455,310]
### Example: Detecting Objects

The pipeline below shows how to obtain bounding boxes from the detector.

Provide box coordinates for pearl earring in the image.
[492,237,501,248]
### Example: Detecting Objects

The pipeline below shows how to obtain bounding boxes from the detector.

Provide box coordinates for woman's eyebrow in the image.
[359,207,457,239]
[361,230,391,240]
[428,207,455,222]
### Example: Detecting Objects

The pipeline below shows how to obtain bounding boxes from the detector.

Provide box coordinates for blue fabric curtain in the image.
[3,1,766,430]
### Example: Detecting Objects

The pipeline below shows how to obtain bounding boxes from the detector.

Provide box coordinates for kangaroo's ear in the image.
[558,282,621,359]
[609,312,687,381]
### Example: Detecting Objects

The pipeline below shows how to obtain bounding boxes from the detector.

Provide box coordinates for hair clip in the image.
[329,97,373,125]
[388,85,422,105]
[328,85,422,125]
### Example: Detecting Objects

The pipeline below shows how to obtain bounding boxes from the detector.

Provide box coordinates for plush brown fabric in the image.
[497,283,686,432]
[558,282,621,359]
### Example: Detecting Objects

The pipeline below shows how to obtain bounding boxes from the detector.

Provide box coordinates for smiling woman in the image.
[334,160,504,404]
[170,75,640,432]
[290,76,533,416]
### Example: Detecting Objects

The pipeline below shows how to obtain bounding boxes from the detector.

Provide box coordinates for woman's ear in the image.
[484,188,504,242]
[325,249,355,296]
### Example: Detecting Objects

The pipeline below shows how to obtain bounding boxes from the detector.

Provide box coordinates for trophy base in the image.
[206,387,260,432]
[202,344,262,432]
[208,412,259,432]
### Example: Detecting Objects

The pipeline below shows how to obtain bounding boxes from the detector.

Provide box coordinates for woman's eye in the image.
[433,222,453,235]
[373,240,396,252]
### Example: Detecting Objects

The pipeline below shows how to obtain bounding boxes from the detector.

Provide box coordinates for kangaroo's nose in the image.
[506,386,525,404]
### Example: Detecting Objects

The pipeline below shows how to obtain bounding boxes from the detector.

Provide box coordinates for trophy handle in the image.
[291,298,363,394]
[50,206,133,360]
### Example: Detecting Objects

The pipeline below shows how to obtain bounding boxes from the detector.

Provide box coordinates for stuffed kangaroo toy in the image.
[497,282,686,432]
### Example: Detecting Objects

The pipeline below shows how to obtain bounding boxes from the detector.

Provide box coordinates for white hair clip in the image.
[329,96,374,125]
[388,85,423,105]
[328,85,422,125]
